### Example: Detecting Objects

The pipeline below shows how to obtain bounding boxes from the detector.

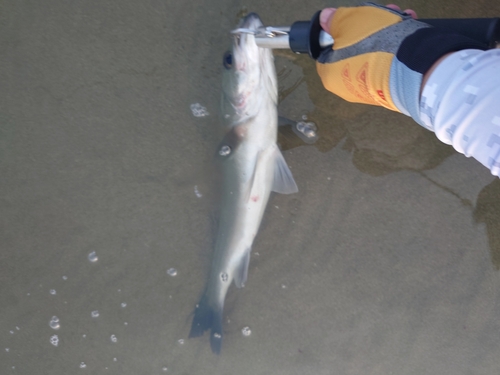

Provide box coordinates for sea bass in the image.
[189,13,298,353]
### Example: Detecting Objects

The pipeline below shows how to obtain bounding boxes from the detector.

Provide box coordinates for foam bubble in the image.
[88,251,98,262]
[190,103,209,117]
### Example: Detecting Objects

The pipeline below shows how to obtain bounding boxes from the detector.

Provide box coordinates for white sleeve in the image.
[419,49,500,177]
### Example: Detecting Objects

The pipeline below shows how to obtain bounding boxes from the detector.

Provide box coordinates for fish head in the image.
[221,13,277,122]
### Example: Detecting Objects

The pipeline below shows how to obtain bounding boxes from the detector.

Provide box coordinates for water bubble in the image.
[50,335,59,347]
[124,322,128,326]
[220,272,228,282]
[296,121,317,138]
[302,114,308,120]
[213,333,222,339]
[194,185,202,198]
[62,276,68,280]
[82,334,86,338]
[304,128,316,138]
[242,326,252,336]
[9,331,14,334]
[167,268,177,277]
[79,362,86,369]
[120,302,127,308]
[219,145,231,156]
[177,339,184,345]
[15,326,20,331]
[110,334,117,343]
[190,103,209,117]
[162,366,168,372]
[88,251,98,262]
[297,121,316,138]
[49,316,60,330]
[50,289,57,295]
[281,284,287,289]
[113,357,117,362]
[292,121,318,144]
[5,348,10,352]
[91,310,100,318]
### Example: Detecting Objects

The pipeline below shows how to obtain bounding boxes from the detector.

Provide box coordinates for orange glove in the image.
[316,3,487,122]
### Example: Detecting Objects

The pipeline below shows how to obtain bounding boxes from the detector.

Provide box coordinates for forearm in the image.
[419,49,500,176]
[420,52,453,95]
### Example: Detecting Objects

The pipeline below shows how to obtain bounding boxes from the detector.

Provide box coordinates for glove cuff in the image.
[397,27,489,74]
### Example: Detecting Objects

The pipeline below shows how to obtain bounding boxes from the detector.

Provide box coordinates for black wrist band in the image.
[397,27,489,74]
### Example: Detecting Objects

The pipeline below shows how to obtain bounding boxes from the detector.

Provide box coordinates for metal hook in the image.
[262,27,289,38]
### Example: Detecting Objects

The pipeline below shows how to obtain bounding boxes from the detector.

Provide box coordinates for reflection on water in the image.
[276,51,455,175]
[474,179,500,269]
[2,0,500,373]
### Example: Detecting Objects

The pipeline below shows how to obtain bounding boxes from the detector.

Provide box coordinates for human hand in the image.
[315,3,485,124]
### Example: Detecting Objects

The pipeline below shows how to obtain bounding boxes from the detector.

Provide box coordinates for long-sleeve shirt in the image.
[419,49,500,176]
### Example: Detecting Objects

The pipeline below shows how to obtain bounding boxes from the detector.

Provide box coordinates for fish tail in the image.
[189,293,223,354]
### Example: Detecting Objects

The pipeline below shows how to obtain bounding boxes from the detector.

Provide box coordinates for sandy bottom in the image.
[2,0,500,374]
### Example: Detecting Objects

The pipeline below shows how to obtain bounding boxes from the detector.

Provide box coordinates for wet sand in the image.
[2,0,500,374]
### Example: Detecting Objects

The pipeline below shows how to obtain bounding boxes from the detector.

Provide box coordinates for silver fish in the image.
[189,13,298,353]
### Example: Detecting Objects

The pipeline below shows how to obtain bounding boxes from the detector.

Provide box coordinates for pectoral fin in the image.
[215,124,247,160]
[272,146,298,194]
[234,250,250,288]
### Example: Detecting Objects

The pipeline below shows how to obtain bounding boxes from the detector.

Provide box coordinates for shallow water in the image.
[2,0,500,374]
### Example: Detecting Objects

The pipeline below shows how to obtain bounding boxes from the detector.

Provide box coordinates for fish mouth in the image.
[231,13,263,50]
[239,12,263,30]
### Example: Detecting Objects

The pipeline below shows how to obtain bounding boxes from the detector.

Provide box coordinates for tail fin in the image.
[189,294,223,354]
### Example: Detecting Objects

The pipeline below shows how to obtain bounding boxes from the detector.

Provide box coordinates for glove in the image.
[316,2,487,123]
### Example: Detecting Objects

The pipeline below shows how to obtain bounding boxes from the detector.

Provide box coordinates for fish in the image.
[189,13,298,354]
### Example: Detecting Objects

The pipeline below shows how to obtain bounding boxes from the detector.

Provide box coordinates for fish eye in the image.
[223,51,232,69]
